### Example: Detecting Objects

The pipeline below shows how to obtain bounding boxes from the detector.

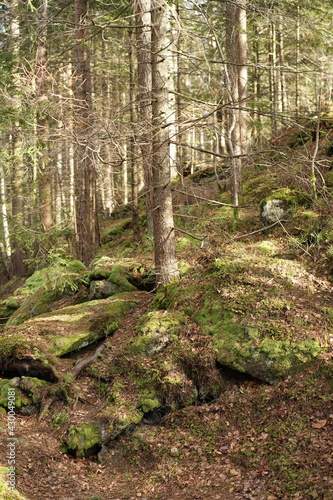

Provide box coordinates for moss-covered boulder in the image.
[0,293,140,379]
[0,377,48,415]
[62,422,102,458]
[260,188,310,225]
[0,299,19,322]
[33,294,138,356]
[132,310,185,355]
[6,260,87,328]
[209,312,322,384]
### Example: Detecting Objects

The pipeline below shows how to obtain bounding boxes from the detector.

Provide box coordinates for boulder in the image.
[260,188,310,226]
[88,280,120,300]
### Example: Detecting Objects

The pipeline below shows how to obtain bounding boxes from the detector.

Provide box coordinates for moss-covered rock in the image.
[260,188,311,225]
[132,310,185,355]
[0,299,19,321]
[211,312,322,384]
[107,265,137,293]
[0,294,139,366]
[44,295,138,356]
[7,261,87,328]
[62,422,102,458]
[0,377,48,414]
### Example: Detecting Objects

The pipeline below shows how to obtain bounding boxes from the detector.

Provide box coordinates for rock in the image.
[260,188,310,226]
[131,310,185,355]
[88,280,119,300]
[0,377,49,414]
[260,198,292,225]
[62,422,102,458]
[0,294,139,363]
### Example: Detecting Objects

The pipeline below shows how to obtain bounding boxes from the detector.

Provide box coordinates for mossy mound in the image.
[149,242,328,384]
[260,188,311,225]
[101,219,132,244]
[131,310,185,355]
[210,312,322,384]
[7,261,87,328]
[62,422,102,458]
[0,294,139,374]
[0,300,19,321]
[32,294,138,357]
[0,377,48,414]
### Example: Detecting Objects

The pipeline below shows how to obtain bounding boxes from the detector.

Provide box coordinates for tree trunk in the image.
[235,0,247,166]
[10,0,27,276]
[151,0,179,285]
[75,0,100,265]
[129,22,140,243]
[134,0,154,238]
[295,5,300,121]
[36,0,52,232]
[226,1,241,211]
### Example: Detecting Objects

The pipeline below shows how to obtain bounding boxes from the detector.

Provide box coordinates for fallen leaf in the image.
[312,420,327,429]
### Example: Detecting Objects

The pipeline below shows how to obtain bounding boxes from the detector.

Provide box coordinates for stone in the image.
[260,198,292,225]
[88,280,118,300]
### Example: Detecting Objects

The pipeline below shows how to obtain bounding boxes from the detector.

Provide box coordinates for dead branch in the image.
[72,344,106,379]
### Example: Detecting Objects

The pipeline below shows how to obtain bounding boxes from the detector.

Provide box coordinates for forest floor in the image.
[1,121,333,499]
[1,225,333,500]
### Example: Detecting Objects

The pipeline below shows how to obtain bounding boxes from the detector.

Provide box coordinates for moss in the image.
[138,388,160,413]
[0,468,28,500]
[7,295,137,357]
[176,234,200,251]
[64,422,101,458]
[52,411,69,427]
[107,265,137,292]
[0,299,19,320]
[0,333,30,357]
[260,188,311,210]
[178,261,192,278]
[131,310,185,355]
[211,313,323,383]
[0,377,48,410]
[7,261,87,328]
[101,219,132,243]
[87,269,112,282]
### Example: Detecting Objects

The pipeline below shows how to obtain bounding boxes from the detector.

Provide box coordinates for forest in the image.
[0,0,333,499]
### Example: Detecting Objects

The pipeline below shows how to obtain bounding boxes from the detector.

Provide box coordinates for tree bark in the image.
[134,0,154,238]
[129,21,140,243]
[75,0,100,265]
[151,0,179,285]
[36,0,52,232]
[235,0,247,166]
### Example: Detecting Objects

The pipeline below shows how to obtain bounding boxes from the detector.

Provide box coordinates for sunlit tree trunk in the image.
[236,0,247,165]
[129,21,140,242]
[151,0,179,285]
[226,1,241,211]
[10,0,27,275]
[134,0,154,238]
[295,5,300,121]
[75,0,100,264]
[36,0,52,232]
